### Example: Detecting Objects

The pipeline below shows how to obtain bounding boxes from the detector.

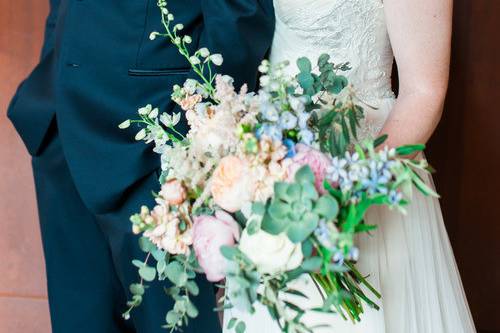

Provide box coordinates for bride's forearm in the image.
[379,90,446,148]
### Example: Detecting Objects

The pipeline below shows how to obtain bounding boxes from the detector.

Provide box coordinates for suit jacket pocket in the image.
[128,68,191,77]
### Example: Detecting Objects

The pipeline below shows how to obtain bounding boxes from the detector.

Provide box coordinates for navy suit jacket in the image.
[8,0,275,213]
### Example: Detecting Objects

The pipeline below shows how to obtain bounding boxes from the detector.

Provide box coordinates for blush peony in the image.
[192,211,240,282]
[288,144,332,194]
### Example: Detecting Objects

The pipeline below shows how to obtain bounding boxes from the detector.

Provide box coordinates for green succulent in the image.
[261,166,340,243]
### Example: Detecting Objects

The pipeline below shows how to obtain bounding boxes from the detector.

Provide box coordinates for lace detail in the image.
[270,0,396,138]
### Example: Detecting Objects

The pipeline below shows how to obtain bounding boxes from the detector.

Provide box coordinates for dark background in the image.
[0,1,499,332]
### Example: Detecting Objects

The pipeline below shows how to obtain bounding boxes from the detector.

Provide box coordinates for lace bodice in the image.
[270,0,396,136]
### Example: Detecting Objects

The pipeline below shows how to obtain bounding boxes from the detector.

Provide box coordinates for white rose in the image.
[239,229,303,275]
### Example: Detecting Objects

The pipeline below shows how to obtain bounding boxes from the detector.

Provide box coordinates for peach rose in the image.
[211,156,254,212]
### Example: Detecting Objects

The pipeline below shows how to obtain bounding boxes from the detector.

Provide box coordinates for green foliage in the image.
[261,166,340,243]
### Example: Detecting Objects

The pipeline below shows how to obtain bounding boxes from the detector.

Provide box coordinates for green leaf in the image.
[227,318,238,330]
[373,134,388,148]
[166,310,181,325]
[132,259,144,268]
[130,283,145,296]
[220,246,239,261]
[301,239,314,257]
[297,57,312,73]
[409,168,439,197]
[139,265,156,282]
[301,257,323,271]
[261,212,286,235]
[186,281,200,296]
[286,183,302,202]
[294,165,315,184]
[235,321,246,333]
[354,223,378,233]
[314,195,339,220]
[396,144,426,156]
[186,300,199,318]
[138,237,157,253]
[165,261,183,284]
[318,54,331,68]
[268,201,290,220]
[297,72,314,90]
[287,212,319,243]
[274,182,290,201]
[328,75,348,94]
[301,182,319,201]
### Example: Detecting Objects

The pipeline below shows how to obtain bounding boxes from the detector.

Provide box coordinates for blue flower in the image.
[361,161,392,195]
[283,138,297,158]
[388,190,403,205]
[299,129,314,145]
[260,102,279,122]
[297,111,311,129]
[257,124,283,142]
[279,111,298,130]
[332,251,345,266]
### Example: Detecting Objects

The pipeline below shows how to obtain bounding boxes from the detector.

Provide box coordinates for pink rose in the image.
[288,144,332,194]
[211,156,254,212]
[192,211,240,282]
[159,179,187,205]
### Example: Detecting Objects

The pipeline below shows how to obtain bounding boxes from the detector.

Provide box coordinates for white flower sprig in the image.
[150,0,224,99]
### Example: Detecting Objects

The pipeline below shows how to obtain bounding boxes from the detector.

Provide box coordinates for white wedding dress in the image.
[224,0,477,332]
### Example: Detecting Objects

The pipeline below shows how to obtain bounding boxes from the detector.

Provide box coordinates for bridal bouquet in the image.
[121,2,437,332]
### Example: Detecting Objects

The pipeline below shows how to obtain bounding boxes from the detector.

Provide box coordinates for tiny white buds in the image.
[174,37,181,45]
[198,47,210,58]
[174,23,184,31]
[167,14,174,21]
[258,63,269,74]
[189,56,201,65]
[135,129,147,141]
[182,35,192,44]
[118,119,131,129]
[149,108,159,119]
[161,8,169,15]
[149,31,159,41]
[138,104,152,115]
[209,54,223,66]
[259,75,270,87]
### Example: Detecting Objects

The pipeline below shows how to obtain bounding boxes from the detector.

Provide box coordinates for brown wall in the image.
[0,1,52,332]
[0,1,498,333]
[427,0,500,331]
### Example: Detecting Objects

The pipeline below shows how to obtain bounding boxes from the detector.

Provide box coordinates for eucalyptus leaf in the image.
[297,57,312,73]
[139,265,157,282]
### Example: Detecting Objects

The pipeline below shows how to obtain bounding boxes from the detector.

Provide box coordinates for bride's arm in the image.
[380,0,453,148]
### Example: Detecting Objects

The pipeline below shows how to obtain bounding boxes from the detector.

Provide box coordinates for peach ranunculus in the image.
[211,156,254,212]
[159,179,187,205]
[192,211,240,282]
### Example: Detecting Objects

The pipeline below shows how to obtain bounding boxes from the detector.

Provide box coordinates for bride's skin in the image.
[381,0,453,148]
